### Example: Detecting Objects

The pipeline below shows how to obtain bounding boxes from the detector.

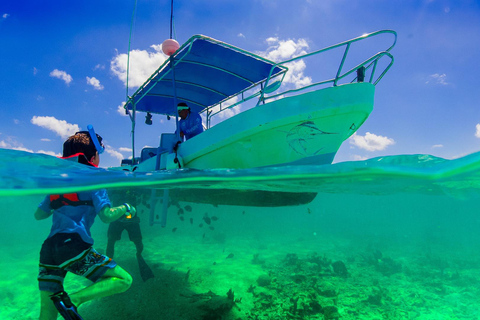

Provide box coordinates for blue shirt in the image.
[179,112,204,140]
[38,189,111,244]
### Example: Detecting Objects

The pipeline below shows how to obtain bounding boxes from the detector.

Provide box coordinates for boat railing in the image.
[207,30,396,124]
[261,29,396,103]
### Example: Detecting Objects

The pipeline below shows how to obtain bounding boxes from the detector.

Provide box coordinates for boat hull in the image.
[180,82,374,169]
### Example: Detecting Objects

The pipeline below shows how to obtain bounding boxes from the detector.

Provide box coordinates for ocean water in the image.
[2,148,480,319]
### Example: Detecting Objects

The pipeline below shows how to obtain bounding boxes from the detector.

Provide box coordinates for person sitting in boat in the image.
[35,127,136,320]
[177,102,204,140]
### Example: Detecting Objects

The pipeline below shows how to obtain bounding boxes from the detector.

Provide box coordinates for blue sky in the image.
[1,0,480,168]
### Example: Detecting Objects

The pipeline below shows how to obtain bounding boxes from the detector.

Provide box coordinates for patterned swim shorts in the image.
[38,233,117,292]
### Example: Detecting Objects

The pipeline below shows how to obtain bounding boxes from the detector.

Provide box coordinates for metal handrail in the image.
[206,30,397,124]
[261,29,396,103]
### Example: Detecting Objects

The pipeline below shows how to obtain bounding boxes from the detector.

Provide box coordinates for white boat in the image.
[113,30,397,211]
[120,30,396,172]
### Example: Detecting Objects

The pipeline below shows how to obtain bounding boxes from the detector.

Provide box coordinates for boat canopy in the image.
[124,35,288,117]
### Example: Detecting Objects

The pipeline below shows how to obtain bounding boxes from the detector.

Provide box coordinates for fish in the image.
[184,205,192,212]
[190,218,193,224]
[226,253,234,259]
[179,216,185,221]
[307,208,312,214]
[172,228,177,232]
[209,226,215,231]
[203,213,211,225]
[177,208,184,215]
[211,216,219,221]
[199,223,203,228]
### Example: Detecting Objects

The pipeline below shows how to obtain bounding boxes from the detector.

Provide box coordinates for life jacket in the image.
[50,193,94,210]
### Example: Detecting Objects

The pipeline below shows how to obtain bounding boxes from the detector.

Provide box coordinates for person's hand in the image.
[124,203,137,219]
[129,205,137,218]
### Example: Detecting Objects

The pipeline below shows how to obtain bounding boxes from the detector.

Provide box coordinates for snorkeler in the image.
[35,126,136,320]
[106,191,155,282]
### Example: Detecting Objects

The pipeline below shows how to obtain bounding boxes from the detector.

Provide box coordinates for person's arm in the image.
[34,208,52,220]
[98,203,137,223]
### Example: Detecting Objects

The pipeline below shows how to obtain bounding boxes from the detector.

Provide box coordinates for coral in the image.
[194,289,236,320]
[376,257,402,276]
[252,253,266,265]
[284,253,299,266]
[257,274,271,287]
[323,305,340,320]
[331,261,348,278]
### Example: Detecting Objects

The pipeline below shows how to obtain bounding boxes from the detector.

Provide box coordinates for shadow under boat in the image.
[110,187,316,208]
[168,188,317,207]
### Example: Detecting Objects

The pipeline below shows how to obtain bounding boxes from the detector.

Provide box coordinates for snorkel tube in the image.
[87,125,104,154]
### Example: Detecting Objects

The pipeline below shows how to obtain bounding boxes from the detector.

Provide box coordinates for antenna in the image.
[126,0,138,100]
[170,0,174,39]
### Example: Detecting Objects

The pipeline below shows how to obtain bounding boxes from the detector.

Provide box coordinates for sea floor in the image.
[3,214,480,320]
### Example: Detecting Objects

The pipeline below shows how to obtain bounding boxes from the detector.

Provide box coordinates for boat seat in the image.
[159,133,178,153]
[140,147,158,162]
[138,134,179,164]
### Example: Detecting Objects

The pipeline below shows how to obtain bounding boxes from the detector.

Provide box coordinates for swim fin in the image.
[137,253,155,282]
[50,291,84,320]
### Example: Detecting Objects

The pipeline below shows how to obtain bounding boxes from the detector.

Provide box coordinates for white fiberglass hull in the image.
[178,82,374,169]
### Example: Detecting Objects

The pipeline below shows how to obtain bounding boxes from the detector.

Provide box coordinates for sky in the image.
[1,0,480,168]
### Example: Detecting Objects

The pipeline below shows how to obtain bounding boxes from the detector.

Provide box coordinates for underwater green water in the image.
[2,148,480,319]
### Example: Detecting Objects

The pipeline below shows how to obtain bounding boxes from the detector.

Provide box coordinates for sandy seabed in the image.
[3,197,480,320]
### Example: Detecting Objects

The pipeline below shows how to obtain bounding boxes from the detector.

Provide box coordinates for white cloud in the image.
[475,123,480,138]
[31,116,80,139]
[94,64,105,70]
[117,102,129,116]
[111,45,167,88]
[349,132,395,151]
[426,73,448,85]
[119,147,132,153]
[50,69,73,85]
[37,150,61,157]
[0,136,59,156]
[0,139,23,150]
[0,137,32,153]
[33,67,38,75]
[86,76,104,90]
[352,154,367,161]
[238,33,245,38]
[257,38,311,88]
[2,13,9,19]
[432,144,443,149]
[105,145,124,161]
[13,119,19,124]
